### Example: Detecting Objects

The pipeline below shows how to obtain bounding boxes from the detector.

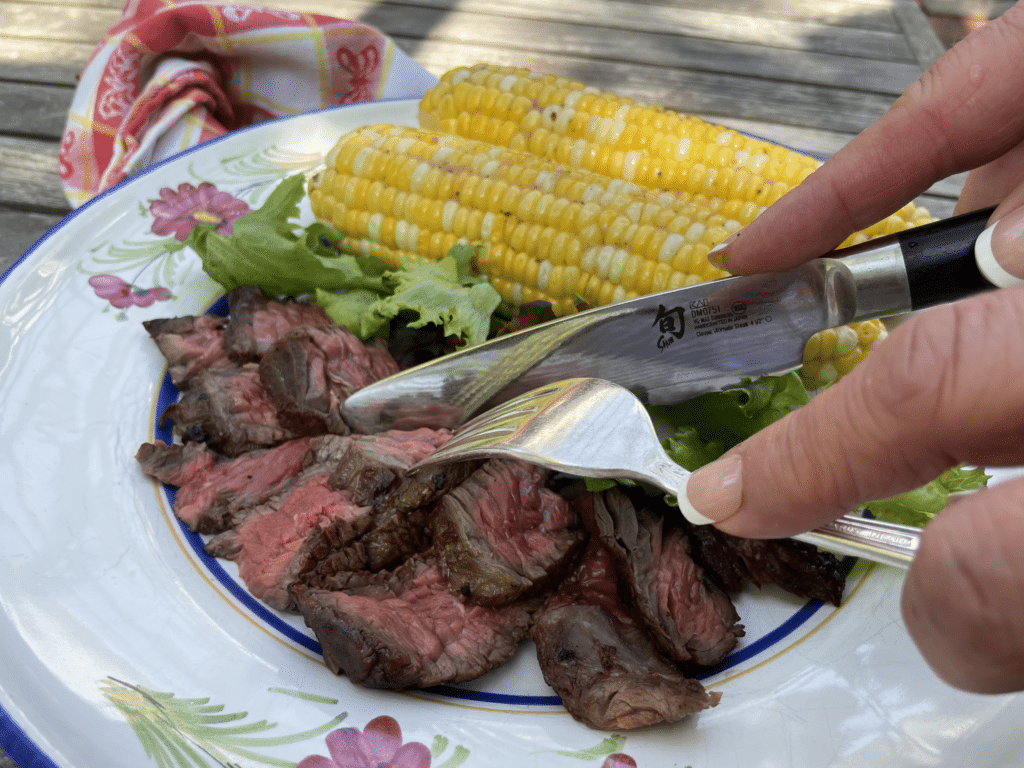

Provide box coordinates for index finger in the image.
[717,4,1024,276]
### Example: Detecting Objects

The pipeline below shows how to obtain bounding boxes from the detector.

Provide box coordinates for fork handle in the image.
[793,515,918,569]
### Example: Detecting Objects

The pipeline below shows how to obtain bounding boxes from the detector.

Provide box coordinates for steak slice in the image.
[223,286,333,363]
[582,489,743,667]
[160,363,299,456]
[135,437,312,533]
[258,326,401,436]
[431,460,587,606]
[208,469,375,611]
[302,430,476,584]
[687,524,847,606]
[292,556,537,689]
[532,541,719,730]
[143,314,230,389]
[326,428,454,506]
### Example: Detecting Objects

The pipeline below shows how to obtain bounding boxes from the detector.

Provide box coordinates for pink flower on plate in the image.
[149,181,251,241]
[297,716,432,768]
[88,274,172,308]
[603,755,638,768]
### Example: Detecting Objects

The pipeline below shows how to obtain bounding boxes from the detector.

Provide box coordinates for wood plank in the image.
[0,136,70,212]
[893,0,948,67]
[0,37,93,86]
[0,208,66,276]
[0,80,74,139]
[353,7,924,95]
[3,1,923,95]
[282,0,918,61]
[407,38,901,133]
[54,0,909,32]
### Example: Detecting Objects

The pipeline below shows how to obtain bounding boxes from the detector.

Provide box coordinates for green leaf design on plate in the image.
[551,734,628,760]
[188,146,322,186]
[100,677,347,768]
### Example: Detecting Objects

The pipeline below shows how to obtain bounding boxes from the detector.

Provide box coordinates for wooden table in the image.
[0,0,953,765]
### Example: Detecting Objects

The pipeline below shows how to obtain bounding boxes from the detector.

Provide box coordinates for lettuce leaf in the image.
[861,466,989,527]
[655,372,811,468]
[187,174,390,297]
[317,246,500,348]
[187,175,500,347]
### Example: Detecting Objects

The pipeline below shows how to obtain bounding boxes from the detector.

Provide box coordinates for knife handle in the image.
[898,205,999,310]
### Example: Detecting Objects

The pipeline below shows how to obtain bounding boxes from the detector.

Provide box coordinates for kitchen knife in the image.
[343,206,1007,433]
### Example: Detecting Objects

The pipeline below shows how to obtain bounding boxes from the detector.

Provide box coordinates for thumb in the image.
[678,286,1024,539]
[975,198,1024,288]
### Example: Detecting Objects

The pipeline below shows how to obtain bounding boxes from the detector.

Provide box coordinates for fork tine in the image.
[412,380,582,470]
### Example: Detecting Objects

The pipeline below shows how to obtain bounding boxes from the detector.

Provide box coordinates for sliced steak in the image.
[223,286,333,363]
[686,524,846,606]
[209,469,375,611]
[432,460,587,606]
[135,437,312,533]
[532,541,719,730]
[303,430,476,584]
[143,314,230,388]
[160,363,299,456]
[326,428,454,506]
[258,326,401,435]
[582,489,743,667]
[292,556,537,689]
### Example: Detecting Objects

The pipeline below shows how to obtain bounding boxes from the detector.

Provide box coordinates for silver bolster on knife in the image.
[828,235,914,322]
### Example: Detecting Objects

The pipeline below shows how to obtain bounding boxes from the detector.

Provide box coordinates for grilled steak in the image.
[532,541,719,730]
[223,285,333,363]
[258,325,401,435]
[135,437,312,533]
[160,363,299,456]
[432,460,587,606]
[143,314,230,389]
[292,556,537,689]
[326,428,454,506]
[209,468,375,611]
[582,488,743,667]
[304,430,476,584]
[686,524,847,606]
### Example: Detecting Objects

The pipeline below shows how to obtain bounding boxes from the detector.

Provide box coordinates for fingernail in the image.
[677,453,743,526]
[707,231,739,271]
[976,208,1024,288]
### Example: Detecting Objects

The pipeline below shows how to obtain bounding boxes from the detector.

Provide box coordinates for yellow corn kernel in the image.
[308,124,738,315]
[799,319,888,390]
[421,63,935,253]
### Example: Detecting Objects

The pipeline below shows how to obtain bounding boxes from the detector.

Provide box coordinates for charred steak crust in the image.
[160,363,300,456]
[532,542,719,730]
[582,488,743,667]
[292,556,538,689]
[258,326,401,436]
[431,459,587,606]
[223,285,333,363]
[686,523,847,607]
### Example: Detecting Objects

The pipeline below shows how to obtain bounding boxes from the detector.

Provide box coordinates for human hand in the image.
[679,3,1024,694]
[708,1,1024,280]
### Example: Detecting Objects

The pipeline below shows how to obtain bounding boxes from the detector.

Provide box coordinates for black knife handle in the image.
[899,205,996,310]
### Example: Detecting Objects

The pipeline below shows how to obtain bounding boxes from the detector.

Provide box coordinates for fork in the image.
[412,377,919,569]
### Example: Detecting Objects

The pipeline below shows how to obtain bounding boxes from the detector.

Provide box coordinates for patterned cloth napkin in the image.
[59,0,438,207]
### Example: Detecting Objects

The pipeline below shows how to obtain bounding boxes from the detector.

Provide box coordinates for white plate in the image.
[1,99,1021,768]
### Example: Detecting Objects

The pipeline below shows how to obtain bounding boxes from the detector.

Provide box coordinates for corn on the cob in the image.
[419,63,935,247]
[309,124,732,315]
[799,319,888,390]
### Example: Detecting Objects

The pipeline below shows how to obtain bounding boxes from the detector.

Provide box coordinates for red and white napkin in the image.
[59,0,437,207]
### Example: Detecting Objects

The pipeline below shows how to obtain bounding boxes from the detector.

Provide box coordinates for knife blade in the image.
[342,206,1000,433]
